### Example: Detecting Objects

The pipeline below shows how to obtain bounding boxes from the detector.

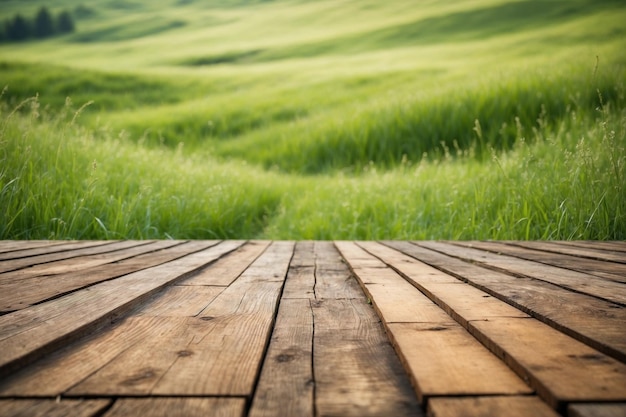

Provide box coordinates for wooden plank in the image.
[181,240,270,286]
[0,240,184,312]
[249,298,314,417]
[427,396,560,417]
[333,240,388,269]
[281,241,316,300]
[0,316,176,396]
[136,285,225,317]
[356,242,529,326]
[454,240,626,283]
[568,403,626,417]
[528,240,626,256]
[0,240,169,281]
[356,242,626,409]
[103,398,245,417]
[414,241,626,305]
[387,323,532,402]
[0,240,140,273]
[383,241,626,362]
[0,399,111,417]
[66,296,281,397]
[314,241,363,300]
[312,298,422,417]
[509,240,626,264]
[289,241,315,268]
[310,243,423,416]
[336,242,532,402]
[0,240,107,261]
[315,240,348,272]
[281,264,316,300]
[0,240,242,379]
[0,240,71,255]
[469,317,626,410]
[360,278,456,324]
[249,241,315,417]
[66,241,294,397]
[335,241,459,285]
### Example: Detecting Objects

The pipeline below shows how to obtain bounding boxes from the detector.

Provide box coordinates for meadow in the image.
[1,0,625,239]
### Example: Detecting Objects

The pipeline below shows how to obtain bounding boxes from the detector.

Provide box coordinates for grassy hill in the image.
[1,0,625,239]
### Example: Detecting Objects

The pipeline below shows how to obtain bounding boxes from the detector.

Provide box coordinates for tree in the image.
[57,10,75,34]
[34,7,55,38]
[6,14,31,41]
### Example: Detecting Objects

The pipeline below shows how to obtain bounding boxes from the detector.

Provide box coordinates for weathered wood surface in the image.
[0,240,624,417]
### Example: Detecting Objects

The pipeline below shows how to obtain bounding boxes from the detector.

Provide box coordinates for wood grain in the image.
[357,242,529,325]
[0,240,73,256]
[249,298,314,417]
[313,299,422,417]
[0,399,111,417]
[454,240,626,283]
[1,240,624,416]
[0,316,176,396]
[103,398,245,417]
[364,244,626,409]
[181,240,270,286]
[314,241,363,300]
[427,396,560,417]
[568,403,626,417]
[469,317,626,409]
[552,240,626,253]
[0,241,108,261]
[511,240,626,262]
[249,243,317,417]
[387,322,532,402]
[0,240,241,379]
[0,240,140,273]
[415,241,626,304]
[0,240,183,312]
[68,241,294,397]
[382,240,626,362]
[336,242,531,402]
[281,241,316,300]
[311,241,422,416]
[0,240,170,281]
[137,285,225,317]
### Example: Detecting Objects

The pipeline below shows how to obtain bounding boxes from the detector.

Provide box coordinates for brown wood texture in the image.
[0,240,241,379]
[103,398,246,417]
[382,241,626,362]
[568,403,626,417]
[0,240,139,273]
[453,240,626,282]
[361,241,626,411]
[427,396,561,417]
[0,240,109,261]
[335,241,532,403]
[415,241,626,304]
[0,399,111,417]
[0,240,624,417]
[251,240,422,417]
[0,240,184,312]
[511,240,626,261]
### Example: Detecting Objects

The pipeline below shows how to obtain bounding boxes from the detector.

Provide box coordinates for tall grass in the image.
[1,0,625,240]
[0,97,286,239]
[1,88,624,240]
[261,100,626,240]
[217,64,624,174]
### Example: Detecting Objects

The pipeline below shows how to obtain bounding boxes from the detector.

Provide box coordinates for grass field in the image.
[1,0,625,239]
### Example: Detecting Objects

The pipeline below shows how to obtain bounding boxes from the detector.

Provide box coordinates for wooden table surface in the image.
[0,240,624,417]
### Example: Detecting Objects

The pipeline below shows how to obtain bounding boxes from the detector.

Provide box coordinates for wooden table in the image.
[0,240,625,417]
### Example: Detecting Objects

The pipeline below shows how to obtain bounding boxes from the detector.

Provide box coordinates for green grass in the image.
[1,0,625,239]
